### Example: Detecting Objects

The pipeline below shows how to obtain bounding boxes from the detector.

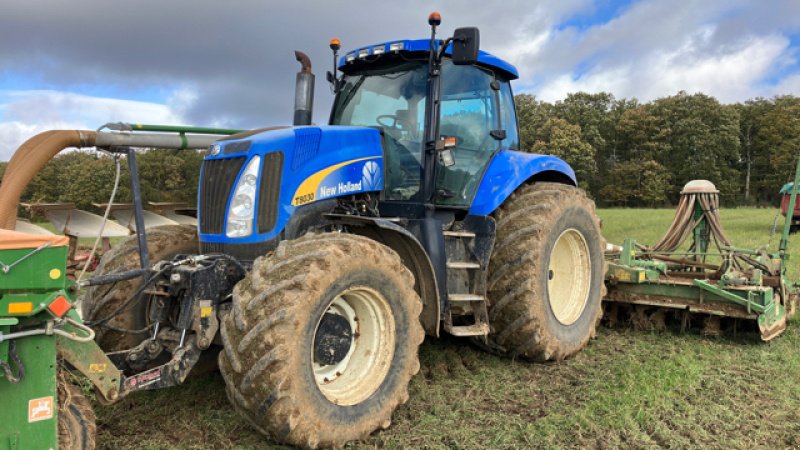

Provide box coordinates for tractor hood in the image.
[198,125,384,246]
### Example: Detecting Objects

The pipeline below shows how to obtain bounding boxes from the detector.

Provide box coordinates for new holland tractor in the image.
[0,13,605,448]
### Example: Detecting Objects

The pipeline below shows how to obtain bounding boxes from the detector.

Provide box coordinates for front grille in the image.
[258,151,284,233]
[199,157,245,234]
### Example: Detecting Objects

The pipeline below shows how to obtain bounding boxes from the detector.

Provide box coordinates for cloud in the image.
[535,32,792,103]
[0,90,188,159]
[0,0,799,162]
[513,0,800,101]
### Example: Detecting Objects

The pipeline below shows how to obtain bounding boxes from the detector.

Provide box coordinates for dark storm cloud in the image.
[0,0,583,128]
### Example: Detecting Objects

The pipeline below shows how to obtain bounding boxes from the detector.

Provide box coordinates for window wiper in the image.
[338,76,367,111]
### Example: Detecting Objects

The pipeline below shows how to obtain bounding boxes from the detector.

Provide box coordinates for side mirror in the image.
[451,27,480,65]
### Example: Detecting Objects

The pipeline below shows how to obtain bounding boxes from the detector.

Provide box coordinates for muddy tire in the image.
[58,380,96,450]
[486,182,605,361]
[81,224,198,351]
[218,233,424,449]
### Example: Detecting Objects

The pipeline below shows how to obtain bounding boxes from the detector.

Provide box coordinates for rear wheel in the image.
[219,233,424,449]
[486,182,605,361]
[81,224,198,351]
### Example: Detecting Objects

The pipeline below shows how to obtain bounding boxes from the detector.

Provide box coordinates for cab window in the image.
[498,81,519,150]
[435,61,500,207]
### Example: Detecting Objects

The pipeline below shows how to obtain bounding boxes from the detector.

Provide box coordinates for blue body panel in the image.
[468,150,577,216]
[199,126,384,245]
[339,39,519,80]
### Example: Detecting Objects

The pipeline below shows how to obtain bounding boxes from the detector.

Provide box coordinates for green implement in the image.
[603,157,800,340]
[0,230,122,450]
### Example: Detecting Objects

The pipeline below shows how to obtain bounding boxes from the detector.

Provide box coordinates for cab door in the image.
[434,61,508,207]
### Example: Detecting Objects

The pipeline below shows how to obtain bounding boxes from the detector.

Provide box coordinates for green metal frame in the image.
[1,240,121,449]
[0,334,58,450]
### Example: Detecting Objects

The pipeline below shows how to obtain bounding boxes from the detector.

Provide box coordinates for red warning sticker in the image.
[28,396,54,422]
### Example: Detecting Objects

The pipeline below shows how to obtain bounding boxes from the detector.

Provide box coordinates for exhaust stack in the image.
[293,51,315,126]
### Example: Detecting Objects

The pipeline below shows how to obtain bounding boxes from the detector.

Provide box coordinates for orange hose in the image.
[0,130,96,229]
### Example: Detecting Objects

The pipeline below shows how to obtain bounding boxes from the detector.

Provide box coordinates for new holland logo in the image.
[362,161,382,191]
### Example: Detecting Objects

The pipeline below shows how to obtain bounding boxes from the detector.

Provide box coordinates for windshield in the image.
[331,61,428,201]
[330,59,513,206]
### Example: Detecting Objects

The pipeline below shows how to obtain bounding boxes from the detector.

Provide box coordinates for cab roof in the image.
[338,38,519,80]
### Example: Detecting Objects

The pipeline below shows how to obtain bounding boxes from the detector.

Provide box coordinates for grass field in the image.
[91,208,800,449]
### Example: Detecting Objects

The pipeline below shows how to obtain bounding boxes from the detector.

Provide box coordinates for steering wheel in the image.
[376,115,400,130]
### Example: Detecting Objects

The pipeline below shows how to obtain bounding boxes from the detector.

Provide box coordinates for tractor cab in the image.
[330,38,520,210]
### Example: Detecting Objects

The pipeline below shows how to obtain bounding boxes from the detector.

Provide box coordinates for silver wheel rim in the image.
[547,228,592,326]
[312,286,395,405]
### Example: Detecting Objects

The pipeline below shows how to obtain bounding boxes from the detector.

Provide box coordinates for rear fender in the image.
[469,150,576,216]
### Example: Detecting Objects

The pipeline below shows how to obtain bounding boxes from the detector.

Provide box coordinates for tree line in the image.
[517,92,800,206]
[0,149,204,214]
[0,91,798,211]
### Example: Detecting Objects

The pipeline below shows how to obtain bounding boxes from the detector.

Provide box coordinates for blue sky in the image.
[0,0,798,160]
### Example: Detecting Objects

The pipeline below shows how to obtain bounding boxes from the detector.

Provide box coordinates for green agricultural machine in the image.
[0,231,98,450]
[603,158,800,340]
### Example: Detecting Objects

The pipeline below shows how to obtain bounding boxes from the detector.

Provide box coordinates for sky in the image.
[1,0,799,160]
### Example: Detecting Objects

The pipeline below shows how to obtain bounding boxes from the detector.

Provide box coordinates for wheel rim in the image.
[312,286,395,405]
[547,228,592,326]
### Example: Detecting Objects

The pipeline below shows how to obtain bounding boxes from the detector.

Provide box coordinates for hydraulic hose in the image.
[0,130,97,229]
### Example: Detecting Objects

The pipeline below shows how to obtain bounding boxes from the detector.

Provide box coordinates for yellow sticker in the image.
[49,268,61,280]
[614,269,631,282]
[291,157,376,206]
[8,302,33,314]
[638,271,645,282]
[200,306,213,318]
[89,364,107,373]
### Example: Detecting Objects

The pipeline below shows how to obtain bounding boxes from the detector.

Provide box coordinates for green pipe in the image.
[693,279,766,313]
[130,124,244,135]
[719,245,761,255]
[779,156,800,270]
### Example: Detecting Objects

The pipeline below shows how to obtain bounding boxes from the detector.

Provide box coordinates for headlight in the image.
[226,156,261,238]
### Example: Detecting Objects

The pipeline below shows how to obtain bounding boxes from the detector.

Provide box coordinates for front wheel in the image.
[486,182,606,361]
[219,233,424,449]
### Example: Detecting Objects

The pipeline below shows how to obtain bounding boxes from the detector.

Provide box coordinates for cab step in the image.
[443,322,490,337]
[443,230,476,238]
[446,261,481,270]
[443,293,490,337]
[448,293,485,302]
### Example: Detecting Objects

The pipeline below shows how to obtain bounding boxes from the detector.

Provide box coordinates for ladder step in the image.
[448,294,486,302]
[444,322,490,337]
[447,261,481,269]
[443,230,476,238]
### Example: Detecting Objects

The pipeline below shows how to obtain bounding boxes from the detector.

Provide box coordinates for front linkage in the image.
[79,252,246,401]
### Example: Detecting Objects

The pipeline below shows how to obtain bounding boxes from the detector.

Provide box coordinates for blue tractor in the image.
[80,12,605,448]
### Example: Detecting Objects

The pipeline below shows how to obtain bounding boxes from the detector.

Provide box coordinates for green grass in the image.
[93,208,800,449]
